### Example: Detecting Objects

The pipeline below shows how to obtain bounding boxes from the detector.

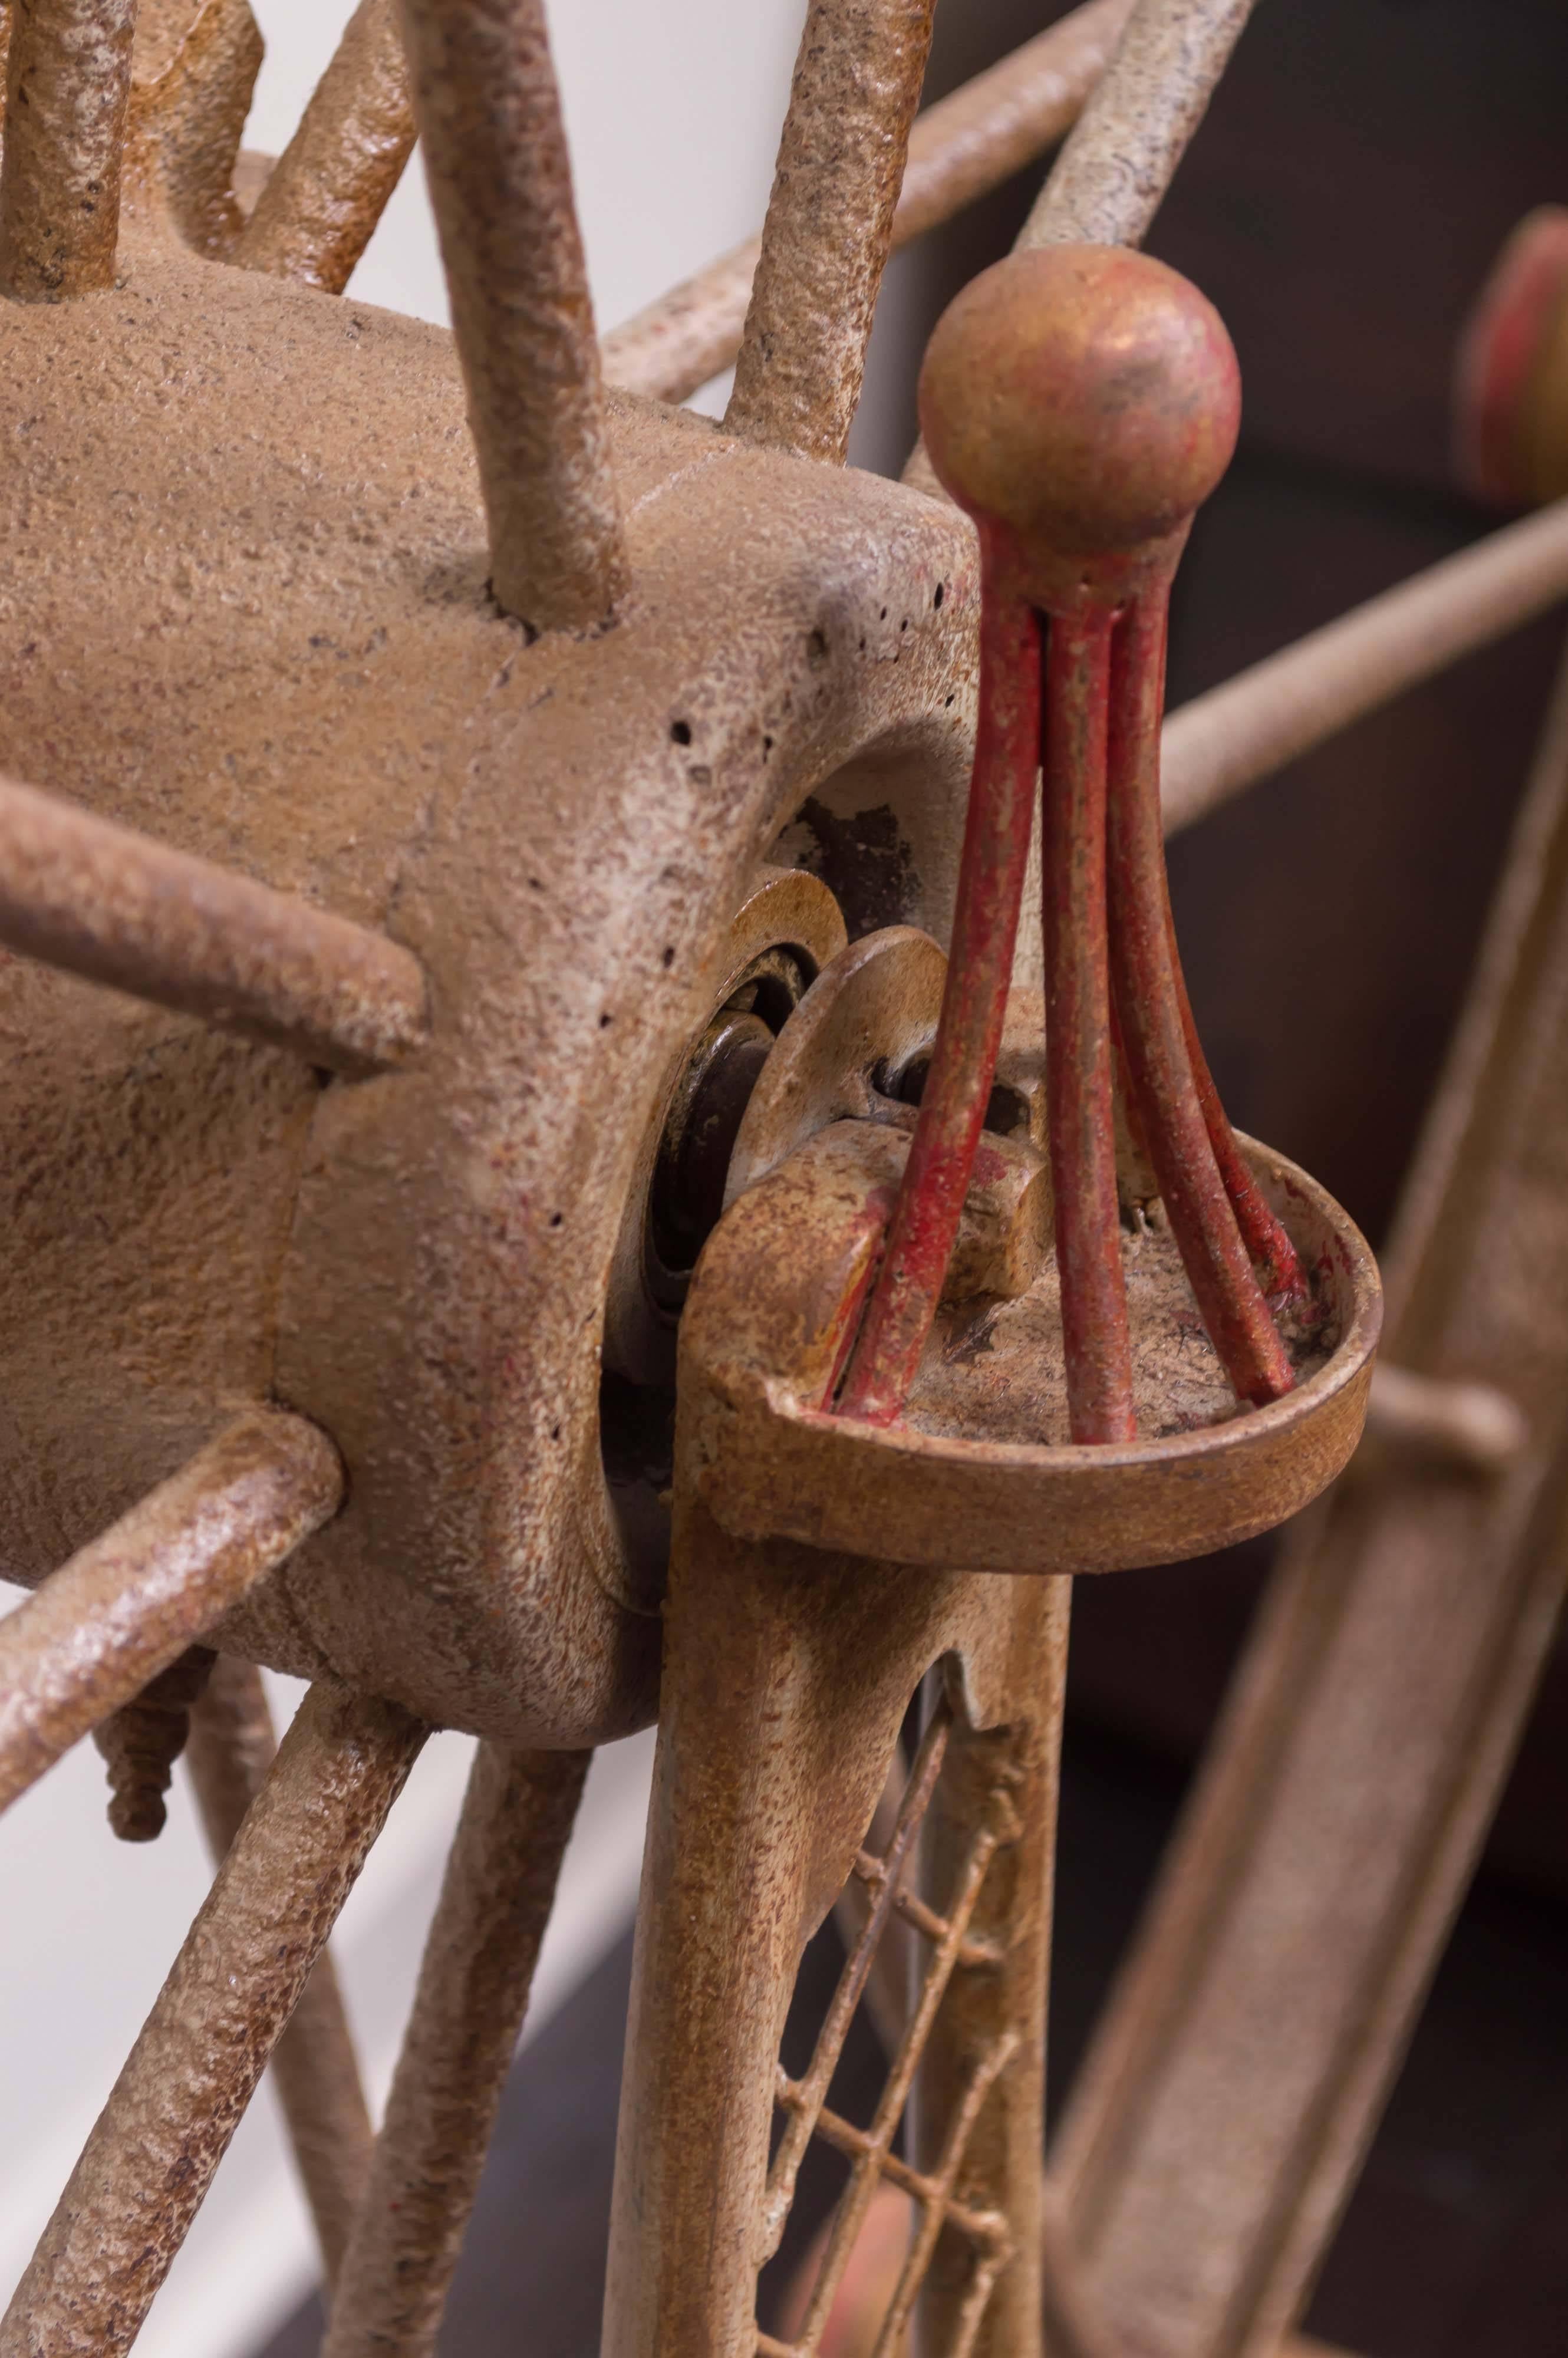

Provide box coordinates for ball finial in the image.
[918,245,1241,602]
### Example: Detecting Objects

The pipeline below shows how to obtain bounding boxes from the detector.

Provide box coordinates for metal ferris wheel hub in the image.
[0,232,980,1747]
[2,0,1567,2352]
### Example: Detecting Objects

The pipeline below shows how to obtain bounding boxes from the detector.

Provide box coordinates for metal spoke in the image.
[397,0,627,634]
[322,1743,591,2357]
[233,0,414,294]
[0,0,136,298]
[1019,0,1257,252]
[601,0,1131,409]
[1161,498,1568,835]
[0,1413,342,1819]
[896,0,1134,248]
[0,1685,427,2358]
[724,0,938,463]
[905,0,1258,490]
[0,769,430,1073]
[185,1657,375,2293]
[124,0,264,258]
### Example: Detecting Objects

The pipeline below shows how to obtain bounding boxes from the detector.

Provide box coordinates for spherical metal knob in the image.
[917,244,1241,600]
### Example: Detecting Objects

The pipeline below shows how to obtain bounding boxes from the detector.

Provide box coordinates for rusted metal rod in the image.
[1043,608,1135,1441]
[836,569,1040,1422]
[766,1708,953,2241]
[1166,893,1306,1303]
[724,0,937,465]
[0,1413,342,1820]
[0,1685,426,2358]
[397,0,627,634]
[898,0,1135,246]
[600,0,1132,408]
[792,1770,1007,2340]
[602,241,757,414]
[0,0,136,299]
[1019,0,1258,252]
[1363,1362,1530,1477]
[832,1746,918,2060]
[1106,594,1293,1406]
[1161,496,1568,834]
[0,769,430,1073]
[185,1657,375,2294]
[322,1742,590,2358]
[233,0,414,295]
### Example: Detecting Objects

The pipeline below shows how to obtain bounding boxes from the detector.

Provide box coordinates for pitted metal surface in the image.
[0,242,981,1743]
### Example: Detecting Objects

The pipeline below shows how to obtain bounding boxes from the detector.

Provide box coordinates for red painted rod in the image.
[836,539,1041,1425]
[864,241,1299,1436]
[1106,593,1293,1406]
[1137,604,1306,1305]
[1042,611,1135,1443]
[1165,893,1307,1305]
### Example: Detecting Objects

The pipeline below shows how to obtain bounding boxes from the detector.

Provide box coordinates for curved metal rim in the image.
[692,1133,1382,1578]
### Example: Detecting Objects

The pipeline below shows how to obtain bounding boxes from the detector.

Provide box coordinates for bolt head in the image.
[918,245,1241,571]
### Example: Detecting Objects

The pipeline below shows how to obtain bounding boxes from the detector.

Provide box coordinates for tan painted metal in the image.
[0,1413,341,1817]
[398,0,626,631]
[1161,497,1568,834]
[686,1125,1377,1578]
[894,0,1134,250]
[185,1656,376,2293]
[0,769,431,1073]
[605,1510,1065,2356]
[0,2,1557,2353]
[727,924,950,1198]
[322,1743,590,2358]
[0,238,977,1749]
[1,1685,427,2357]
[1363,1361,1531,1477]
[602,0,1133,409]
[0,0,136,297]
[726,0,937,465]
[123,0,263,260]
[1018,0,1257,253]
[603,1038,1373,2353]
[232,0,413,294]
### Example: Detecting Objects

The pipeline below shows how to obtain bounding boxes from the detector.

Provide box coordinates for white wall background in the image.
[0,1,809,2350]
[0,1699,657,2358]
[248,0,809,395]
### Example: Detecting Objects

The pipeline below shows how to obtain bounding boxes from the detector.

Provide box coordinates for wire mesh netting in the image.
[757,1690,1028,2357]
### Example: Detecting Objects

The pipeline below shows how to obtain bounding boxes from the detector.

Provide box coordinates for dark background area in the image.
[263,3,1568,2350]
